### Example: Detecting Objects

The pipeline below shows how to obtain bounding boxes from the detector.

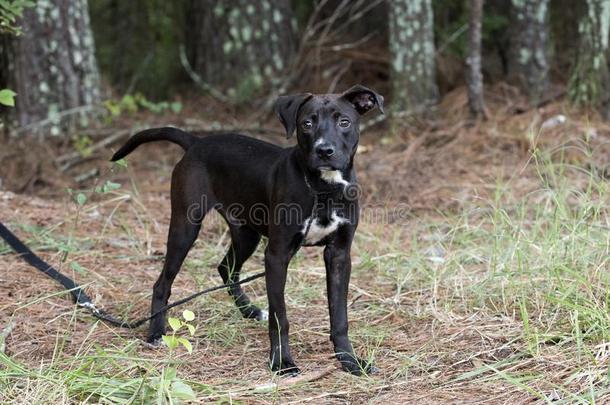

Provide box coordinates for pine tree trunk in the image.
[509,0,550,103]
[3,0,101,134]
[389,0,439,112]
[568,0,610,118]
[185,0,297,101]
[466,0,485,118]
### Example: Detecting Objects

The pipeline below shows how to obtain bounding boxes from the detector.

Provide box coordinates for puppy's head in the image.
[274,85,384,173]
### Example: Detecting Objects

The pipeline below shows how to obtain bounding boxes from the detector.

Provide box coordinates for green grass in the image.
[0,318,217,403]
[353,147,610,401]
[3,145,610,402]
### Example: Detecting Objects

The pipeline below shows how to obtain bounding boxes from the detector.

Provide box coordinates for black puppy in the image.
[111,85,384,375]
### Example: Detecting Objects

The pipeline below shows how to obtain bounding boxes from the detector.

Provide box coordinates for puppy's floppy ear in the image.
[341,84,385,115]
[274,93,313,138]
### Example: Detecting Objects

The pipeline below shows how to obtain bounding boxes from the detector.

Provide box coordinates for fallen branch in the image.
[252,365,336,393]
[74,168,100,183]
[56,128,134,165]
[14,105,105,135]
[283,379,414,404]
[201,365,337,400]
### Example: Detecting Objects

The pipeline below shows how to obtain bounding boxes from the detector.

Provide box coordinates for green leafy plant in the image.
[0,338,210,403]
[162,309,197,354]
[0,1,34,112]
[103,93,182,123]
[72,134,93,158]
[0,89,16,106]
[94,180,122,194]
[0,0,34,35]
[150,367,197,403]
[68,179,124,207]
[155,309,198,403]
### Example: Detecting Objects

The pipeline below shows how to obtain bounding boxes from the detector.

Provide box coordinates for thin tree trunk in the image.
[568,0,610,118]
[508,0,550,104]
[185,0,297,101]
[3,0,101,134]
[466,0,485,118]
[389,0,439,113]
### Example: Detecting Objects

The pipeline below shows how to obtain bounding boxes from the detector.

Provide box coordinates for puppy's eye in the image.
[339,119,351,128]
[302,120,313,130]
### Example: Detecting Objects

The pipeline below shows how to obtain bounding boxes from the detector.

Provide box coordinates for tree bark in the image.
[185,0,297,101]
[466,0,485,118]
[2,0,101,134]
[389,0,439,112]
[568,0,610,118]
[508,0,550,103]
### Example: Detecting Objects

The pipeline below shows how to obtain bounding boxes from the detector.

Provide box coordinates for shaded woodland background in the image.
[1,0,609,139]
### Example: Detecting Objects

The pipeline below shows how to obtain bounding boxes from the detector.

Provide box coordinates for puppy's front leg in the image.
[264,242,299,375]
[324,236,376,375]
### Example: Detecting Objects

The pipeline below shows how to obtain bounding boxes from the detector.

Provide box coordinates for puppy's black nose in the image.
[316,144,335,158]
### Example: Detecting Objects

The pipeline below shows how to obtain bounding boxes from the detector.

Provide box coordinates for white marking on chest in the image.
[302,211,347,244]
[320,169,349,186]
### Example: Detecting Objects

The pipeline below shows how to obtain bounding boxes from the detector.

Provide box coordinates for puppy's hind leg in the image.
[217,225,266,320]
[148,211,202,343]
[148,161,211,343]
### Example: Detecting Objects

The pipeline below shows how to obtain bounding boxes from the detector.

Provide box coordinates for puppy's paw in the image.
[240,305,266,321]
[143,337,163,349]
[337,354,377,376]
[256,309,269,321]
[270,359,300,376]
[146,330,165,344]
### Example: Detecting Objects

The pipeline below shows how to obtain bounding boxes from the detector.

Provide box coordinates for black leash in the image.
[0,221,265,329]
[90,271,266,328]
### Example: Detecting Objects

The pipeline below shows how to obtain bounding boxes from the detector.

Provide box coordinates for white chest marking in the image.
[302,211,347,245]
[320,170,349,186]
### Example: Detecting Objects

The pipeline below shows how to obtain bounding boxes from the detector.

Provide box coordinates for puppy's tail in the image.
[110,127,196,161]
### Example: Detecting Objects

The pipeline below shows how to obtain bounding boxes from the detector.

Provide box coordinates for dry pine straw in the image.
[2,92,610,402]
[0,190,535,403]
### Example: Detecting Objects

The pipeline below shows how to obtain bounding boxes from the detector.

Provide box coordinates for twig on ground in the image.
[0,322,15,353]
[198,366,337,401]
[56,129,134,165]
[252,365,337,393]
[60,155,100,172]
[74,168,100,183]
[14,105,105,135]
[283,379,414,404]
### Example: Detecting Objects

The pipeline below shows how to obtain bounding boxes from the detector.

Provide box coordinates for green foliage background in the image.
[89,0,186,99]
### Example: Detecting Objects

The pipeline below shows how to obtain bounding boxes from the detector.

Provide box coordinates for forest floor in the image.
[2,86,610,403]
